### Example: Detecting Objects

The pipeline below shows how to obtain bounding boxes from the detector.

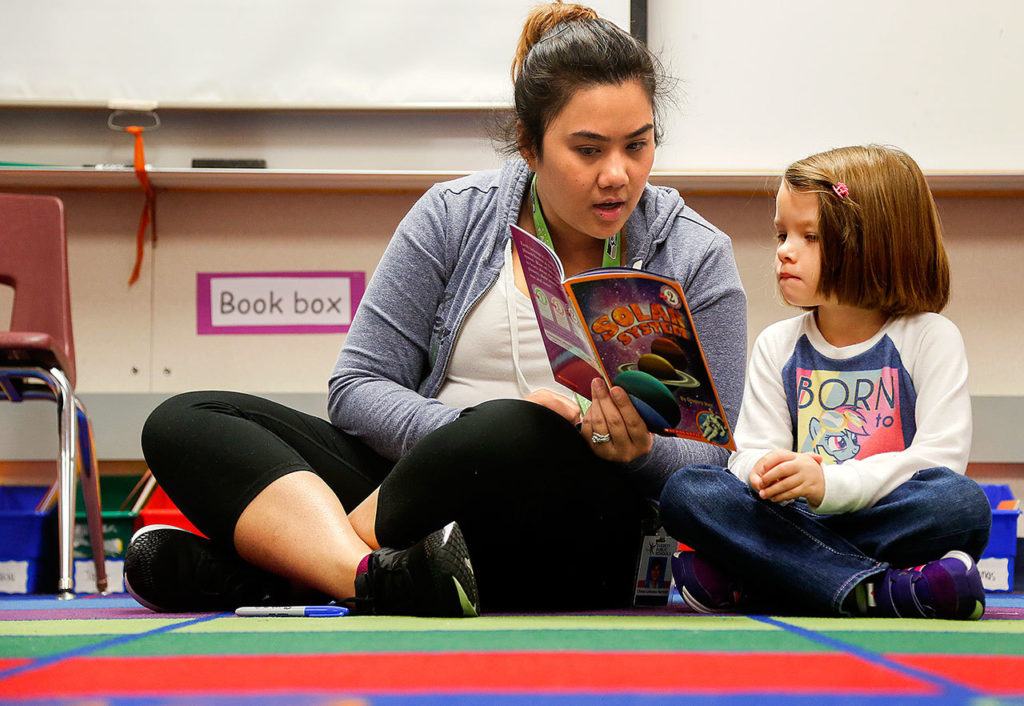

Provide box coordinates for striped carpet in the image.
[1,593,1022,704]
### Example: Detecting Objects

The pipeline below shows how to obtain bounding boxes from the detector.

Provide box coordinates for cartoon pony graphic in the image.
[807,405,869,463]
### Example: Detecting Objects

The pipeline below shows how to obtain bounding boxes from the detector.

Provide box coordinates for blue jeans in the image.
[659,465,992,615]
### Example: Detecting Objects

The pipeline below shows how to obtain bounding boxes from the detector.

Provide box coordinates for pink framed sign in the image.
[196,271,365,335]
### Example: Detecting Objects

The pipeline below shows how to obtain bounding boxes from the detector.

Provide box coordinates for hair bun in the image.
[511,2,599,82]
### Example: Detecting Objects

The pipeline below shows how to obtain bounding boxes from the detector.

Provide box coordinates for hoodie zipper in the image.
[427,266,502,396]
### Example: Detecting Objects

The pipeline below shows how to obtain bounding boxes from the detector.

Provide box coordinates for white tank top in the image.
[436,241,575,408]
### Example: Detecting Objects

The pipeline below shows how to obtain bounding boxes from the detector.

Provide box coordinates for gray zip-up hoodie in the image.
[329,158,747,495]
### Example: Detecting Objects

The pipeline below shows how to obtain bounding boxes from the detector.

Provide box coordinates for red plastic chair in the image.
[0,193,107,598]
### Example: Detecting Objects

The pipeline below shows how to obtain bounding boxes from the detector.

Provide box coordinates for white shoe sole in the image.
[941,549,974,570]
[124,524,196,613]
[679,584,719,614]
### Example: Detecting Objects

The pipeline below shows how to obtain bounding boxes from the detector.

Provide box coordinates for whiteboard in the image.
[3,1,1022,172]
[1,0,629,110]
[649,0,1024,171]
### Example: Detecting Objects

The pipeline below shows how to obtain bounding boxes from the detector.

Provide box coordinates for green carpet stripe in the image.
[821,630,1024,655]
[779,617,1024,634]
[0,635,113,659]
[183,614,772,633]
[0,618,189,636]
[96,628,822,657]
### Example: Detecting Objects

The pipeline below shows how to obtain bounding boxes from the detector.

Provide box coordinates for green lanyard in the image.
[530,174,622,269]
[530,174,620,417]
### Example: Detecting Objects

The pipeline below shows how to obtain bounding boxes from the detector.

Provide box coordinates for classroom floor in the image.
[1,592,1023,704]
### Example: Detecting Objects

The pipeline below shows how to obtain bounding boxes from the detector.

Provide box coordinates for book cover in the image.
[511,223,734,449]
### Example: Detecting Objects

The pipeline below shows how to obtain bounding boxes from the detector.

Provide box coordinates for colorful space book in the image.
[510,223,734,450]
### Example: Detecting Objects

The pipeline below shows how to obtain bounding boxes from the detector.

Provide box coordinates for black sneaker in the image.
[354,521,480,617]
[124,524,288,612]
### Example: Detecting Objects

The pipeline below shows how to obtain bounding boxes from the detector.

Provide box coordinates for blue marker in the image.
[235,605,349,617]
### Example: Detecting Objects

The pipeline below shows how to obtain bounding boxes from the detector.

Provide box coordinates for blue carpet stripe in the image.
[0,596,142,610]
[751,615,980,700]
[0,612,229,682]
[987,594,1024,608]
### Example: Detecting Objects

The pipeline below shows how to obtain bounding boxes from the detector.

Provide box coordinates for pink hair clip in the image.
[832,182,850,199]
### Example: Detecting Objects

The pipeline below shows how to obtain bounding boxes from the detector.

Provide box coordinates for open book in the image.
[511,224,734,450]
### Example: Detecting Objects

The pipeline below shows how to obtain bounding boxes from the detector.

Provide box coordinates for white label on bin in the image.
[978,556,1010,591]
[73,559,125,593]
[0,561,29,593]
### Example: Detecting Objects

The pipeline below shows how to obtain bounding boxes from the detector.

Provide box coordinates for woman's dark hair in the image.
[496,2,674,158]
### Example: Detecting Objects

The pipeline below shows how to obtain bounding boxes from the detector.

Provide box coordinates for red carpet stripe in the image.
[889,654,1024,695]
[1,651,936,698]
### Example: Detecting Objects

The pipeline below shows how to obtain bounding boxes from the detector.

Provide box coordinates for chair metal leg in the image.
[76,399,108,593]
[49,368,78,600]
[1,365,107,598]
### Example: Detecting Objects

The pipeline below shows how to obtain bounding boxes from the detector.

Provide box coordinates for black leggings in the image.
[141,392,649,611]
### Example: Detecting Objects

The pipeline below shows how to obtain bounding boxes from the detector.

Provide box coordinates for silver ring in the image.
[591,432,611,444]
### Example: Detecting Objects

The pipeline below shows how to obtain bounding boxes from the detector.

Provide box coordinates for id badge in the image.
[633,525,675,606]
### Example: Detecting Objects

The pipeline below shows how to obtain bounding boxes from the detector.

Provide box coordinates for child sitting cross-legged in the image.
[660,145,992,619]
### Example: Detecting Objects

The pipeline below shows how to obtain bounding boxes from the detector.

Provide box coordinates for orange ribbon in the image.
[125,126,157,286]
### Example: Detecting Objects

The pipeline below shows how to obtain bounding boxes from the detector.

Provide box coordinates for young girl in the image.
[659,145,992,619]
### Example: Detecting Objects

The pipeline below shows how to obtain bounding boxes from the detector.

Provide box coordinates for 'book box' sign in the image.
[197,272,365,335]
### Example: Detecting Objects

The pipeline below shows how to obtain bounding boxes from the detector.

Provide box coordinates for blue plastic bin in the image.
[0,486,56,594]
[978,484,1020,592]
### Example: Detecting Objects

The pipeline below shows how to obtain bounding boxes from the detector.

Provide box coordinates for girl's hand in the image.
[749,449,794,492]
[751,449,825,506]
[525,388,581,426]
[580,377,653,463]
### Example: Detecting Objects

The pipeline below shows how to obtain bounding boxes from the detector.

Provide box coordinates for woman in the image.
[125,2,747,616]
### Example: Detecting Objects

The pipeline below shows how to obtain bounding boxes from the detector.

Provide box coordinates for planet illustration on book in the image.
[612,369,682,430]
[617,354,701,389]
[651,336,689,370]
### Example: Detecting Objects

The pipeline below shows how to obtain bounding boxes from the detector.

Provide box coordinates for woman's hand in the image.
[580,377,653,463]
[750,449,825,507]
[524,388,581,426]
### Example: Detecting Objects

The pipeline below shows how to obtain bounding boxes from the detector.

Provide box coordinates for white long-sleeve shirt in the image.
[728,312,971,515]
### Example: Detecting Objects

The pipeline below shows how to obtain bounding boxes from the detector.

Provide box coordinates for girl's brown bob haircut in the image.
[783,145,950,316]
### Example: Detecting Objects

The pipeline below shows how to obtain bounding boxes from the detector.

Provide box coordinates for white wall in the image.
[1,186,1020,462]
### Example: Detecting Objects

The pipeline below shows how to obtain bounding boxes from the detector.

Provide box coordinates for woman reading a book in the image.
[125,2,747,616]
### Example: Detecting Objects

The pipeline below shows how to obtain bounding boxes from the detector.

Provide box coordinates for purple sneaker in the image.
[671,551,742,613]
[872,550,985,620]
